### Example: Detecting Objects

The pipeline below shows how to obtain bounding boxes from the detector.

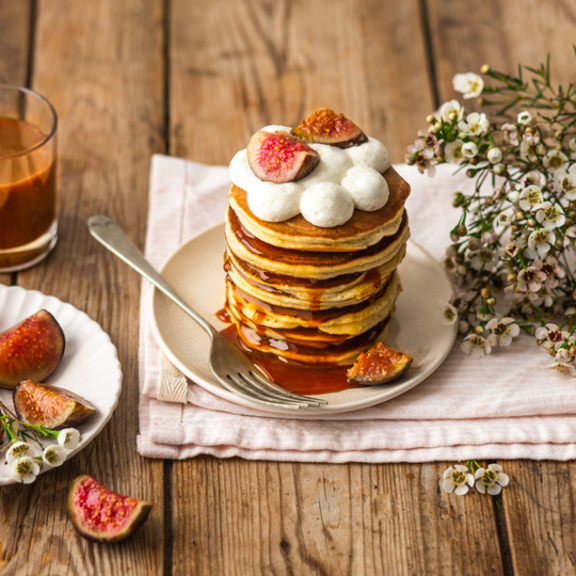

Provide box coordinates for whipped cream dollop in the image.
[229,125,391,227]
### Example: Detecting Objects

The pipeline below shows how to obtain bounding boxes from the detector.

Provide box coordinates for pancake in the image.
[226,245,406,310]
[225,272,402,335]
[229,315,392,365]
[226,206,410,279]
[228,166,411,251]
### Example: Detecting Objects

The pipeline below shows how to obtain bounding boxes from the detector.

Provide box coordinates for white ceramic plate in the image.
[0,285,122,485]
[151,223,457,415]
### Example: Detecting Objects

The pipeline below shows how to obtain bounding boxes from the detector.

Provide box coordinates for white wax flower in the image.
[452,73,484,99]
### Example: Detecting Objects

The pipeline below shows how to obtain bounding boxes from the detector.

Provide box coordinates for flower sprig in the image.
[442,461,509,496]
[408,51,576,373]
[0,401,80,483]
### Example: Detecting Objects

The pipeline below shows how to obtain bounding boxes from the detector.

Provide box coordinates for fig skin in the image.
[247,130,320,183]
[291,108,368,148]
[347,341,413,385]
[0,309,65,389]
[13,379,96,430]
[68,475,152,543]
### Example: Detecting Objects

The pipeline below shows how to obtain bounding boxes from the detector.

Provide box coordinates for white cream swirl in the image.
[229,125,391,227]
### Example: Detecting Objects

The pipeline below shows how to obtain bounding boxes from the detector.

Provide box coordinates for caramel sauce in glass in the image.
[0,117,56,266]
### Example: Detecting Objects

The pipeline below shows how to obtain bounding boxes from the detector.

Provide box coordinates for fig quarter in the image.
[0,310,65,389]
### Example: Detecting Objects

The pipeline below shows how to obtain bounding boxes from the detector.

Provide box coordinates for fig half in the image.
[291,108,368,148]
[347,341,412,385]
[247,130,320,183]
[68,475,152,543]
[0,309,65,389]
[13,379,96,429]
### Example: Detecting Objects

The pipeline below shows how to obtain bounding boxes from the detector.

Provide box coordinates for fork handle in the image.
[88,216,216,339]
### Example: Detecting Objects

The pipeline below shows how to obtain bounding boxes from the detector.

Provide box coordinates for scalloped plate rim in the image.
[0,285,123,486]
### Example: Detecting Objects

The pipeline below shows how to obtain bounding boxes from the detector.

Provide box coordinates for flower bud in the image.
[507,272,517,282]
[493,163,505,175]
[475,325,484,335]
[484,197,493,206]
[480,64,490,74]
[452,192,465,207]
[486,297,496,307]
[570,346,576,356]
[466,168,476,178]
[555,239,564,249]
[555,130,564,140]
[481,288,491,298]
[426,114,436,124]
[556,144,563,152]
[527,218,537,228]
[526,126,535,135]
[429,125,439,134]
[457,225,467,237]
[477,97,485,106]
[511,225,519,232]
[405,154,416,166]
[515,211,525,221]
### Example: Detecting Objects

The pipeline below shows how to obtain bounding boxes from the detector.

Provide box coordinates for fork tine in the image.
[237,373,312,407]
[224,374,302,410]
[249,370,329,405]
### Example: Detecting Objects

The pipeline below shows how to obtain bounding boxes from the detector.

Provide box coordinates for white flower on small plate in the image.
[439,99,464,122]
[475,464,509,495]
[6,441,39,465]
[461,334,492,357]
[544,149,569,171]
[535,201,565,230]
[458,112,489,136]
[517,111,532,126]
[453,73,484,99]
[444,139,466,164]
[486,318,520,347]
[554,165,576,200]
[57,428,81,450]
[528,229,555,257]
[42,445,67,467]
[11,457,40,484]
[519,185,543,211]
[442,465,475,495]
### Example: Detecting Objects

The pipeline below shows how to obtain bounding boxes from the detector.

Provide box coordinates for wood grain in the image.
[500,460,576,576]
[426,0,576,103]
[169,0,434,166]
[0,0,165,573]
[0,1,31,286]
[169,1,503,574]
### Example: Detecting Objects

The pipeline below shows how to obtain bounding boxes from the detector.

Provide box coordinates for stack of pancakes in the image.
[224,167,411,365]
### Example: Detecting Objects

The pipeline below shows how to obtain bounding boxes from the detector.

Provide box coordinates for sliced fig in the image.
[68,475,152,543]
[347,341,412,385]
[291,108,368,148]
[13,379,96,429]
[0,310,65,389]
[247,130,320,183]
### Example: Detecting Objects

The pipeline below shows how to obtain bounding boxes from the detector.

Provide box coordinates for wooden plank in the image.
[426,2,576,574]
[0,1,31,286]
[173,459,503,575]
[426,0,576,103]
[169,1,503,573]
[500,460,576,576]
[0,0,166,574]
[0,0,31,86]
[170,0,435,166]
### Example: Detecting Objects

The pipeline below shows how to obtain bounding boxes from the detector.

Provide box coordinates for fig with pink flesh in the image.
[247,130,320,183]
[291,108,368,148]
[13,379,96,429]
[68,475,152,543]
[0,310,65,389]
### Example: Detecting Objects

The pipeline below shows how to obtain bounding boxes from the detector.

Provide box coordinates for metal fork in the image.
[88,216,328,409]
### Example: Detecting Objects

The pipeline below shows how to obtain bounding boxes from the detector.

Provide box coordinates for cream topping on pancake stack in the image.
[223,109,411,366]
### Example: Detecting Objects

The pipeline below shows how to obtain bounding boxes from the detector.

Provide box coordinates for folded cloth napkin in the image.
[137,155,576,462]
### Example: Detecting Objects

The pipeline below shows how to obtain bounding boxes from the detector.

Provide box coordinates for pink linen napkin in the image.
[137,155,576,462]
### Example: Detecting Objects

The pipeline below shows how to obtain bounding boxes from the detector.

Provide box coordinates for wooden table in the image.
[1,1,576,574]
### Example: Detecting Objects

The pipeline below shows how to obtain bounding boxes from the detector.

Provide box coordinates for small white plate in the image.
[0,285,122,485]
[151,223,457,415]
